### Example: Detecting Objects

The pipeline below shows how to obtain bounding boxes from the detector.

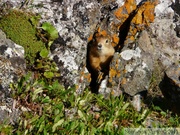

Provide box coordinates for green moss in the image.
[0,9,46,65]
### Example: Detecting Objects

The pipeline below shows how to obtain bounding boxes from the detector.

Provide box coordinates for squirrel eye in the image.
[106,39,109,43]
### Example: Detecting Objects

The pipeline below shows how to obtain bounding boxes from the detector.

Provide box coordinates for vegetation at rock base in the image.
[0,71,180,134]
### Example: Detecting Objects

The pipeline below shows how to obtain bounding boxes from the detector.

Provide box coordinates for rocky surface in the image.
[0,0,180,123]
[0,29,25,124]
[160,64,180,111]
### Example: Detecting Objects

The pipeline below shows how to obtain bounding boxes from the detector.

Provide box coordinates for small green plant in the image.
[151,105,180,127]
[9,72,151,134]
[2,71,180,134]
[0,9,58,66]
[168,115,180,127]
[34,58,60,79]
[0,9,45,65]
[33,21,59,79]
[0,8,60,81]
[37,22,59,48]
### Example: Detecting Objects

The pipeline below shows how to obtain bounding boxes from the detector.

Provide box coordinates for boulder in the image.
[0,29,25,124]
[160,65,180,103]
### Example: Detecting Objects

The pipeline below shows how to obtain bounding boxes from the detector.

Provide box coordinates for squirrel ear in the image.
[110,37,112,42]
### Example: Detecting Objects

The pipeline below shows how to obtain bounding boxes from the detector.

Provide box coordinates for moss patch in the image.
[0,9,46,65]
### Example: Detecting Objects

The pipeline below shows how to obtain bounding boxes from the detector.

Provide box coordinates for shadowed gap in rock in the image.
[116,0,147,52]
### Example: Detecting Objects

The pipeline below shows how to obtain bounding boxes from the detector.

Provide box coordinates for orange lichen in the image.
[125,0,137,14]
[109,69,115,83]
[128,1,156,41]
[142,2,156,25]
[79,67,91,83]
[114,0,136,21]
[109,68,117,78]
[112,34,119,47]
[109,67,121,83]
[114,7,129,21]
[123,69,127,74]
[132,1,156,26]
[129,36,135,42]
[113,0,157,45]
[121,78,127,85]
[133,9,143,24]
[84,73,91,83]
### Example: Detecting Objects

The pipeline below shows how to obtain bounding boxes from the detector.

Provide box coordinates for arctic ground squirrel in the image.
[87,34,115,93]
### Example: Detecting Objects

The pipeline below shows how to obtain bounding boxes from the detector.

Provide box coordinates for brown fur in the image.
[86,35,115,93]
[88,35,115,72]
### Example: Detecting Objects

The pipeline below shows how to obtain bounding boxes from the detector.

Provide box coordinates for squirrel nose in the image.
[97,44,102,50]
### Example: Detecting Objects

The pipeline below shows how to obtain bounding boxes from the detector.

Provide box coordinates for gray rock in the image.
[106,0,179,110]
[0,105,20,125]
[172,0,180,38]
[36,0,178,99]
[0,29,25,124]
[25,0,121,92]
[112,47,152,96]
[160,64,180,103]
[31,0,103,90]
[137,1,180,109]
[0,30,26,92]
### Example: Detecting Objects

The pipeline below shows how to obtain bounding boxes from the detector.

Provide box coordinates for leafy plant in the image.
[33,21,59,79]
[9,71,152,134]
[4,72,180,134]
[0,10,46,65]
[37,22,58,48]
